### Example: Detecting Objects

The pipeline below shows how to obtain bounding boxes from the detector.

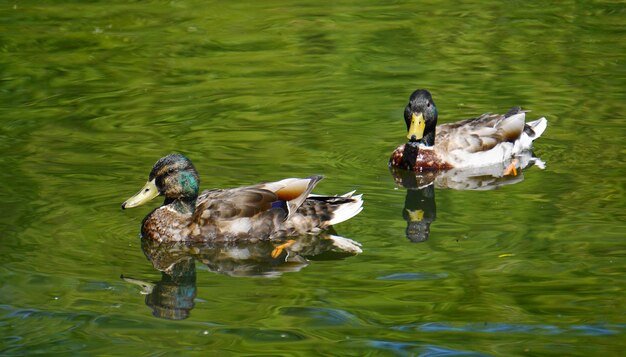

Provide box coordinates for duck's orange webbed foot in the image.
[271,239,296,258]
[503,159,519,176]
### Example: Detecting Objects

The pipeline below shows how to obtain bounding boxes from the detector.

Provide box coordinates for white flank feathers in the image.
[437,114,548,169]
[327,192,364,226]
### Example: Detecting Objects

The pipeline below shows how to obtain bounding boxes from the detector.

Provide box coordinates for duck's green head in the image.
[122,154,200,210]
[404,89,438,145]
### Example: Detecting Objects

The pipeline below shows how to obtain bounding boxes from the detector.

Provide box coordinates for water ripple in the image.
[376,272,449,281]
[392,322,625,336]
[279,306,363,327]
[369,340,490,357]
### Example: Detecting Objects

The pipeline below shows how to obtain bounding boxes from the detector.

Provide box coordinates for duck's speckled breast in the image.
[142,206,193,242]
[389,144,408,168]
[413,148,454,171]
[389,143,454,172]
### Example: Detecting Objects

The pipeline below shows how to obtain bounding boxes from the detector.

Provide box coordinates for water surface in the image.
[1,1,624,356]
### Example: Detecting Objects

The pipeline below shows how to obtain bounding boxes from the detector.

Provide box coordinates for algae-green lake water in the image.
[1,1,624,356]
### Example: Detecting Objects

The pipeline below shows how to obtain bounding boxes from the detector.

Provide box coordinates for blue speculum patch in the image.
[271,200,288,212]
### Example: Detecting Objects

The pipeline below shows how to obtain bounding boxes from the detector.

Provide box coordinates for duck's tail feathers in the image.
[525,117,548,139]
[327,192,364,226]
[517,117,548,151]
[301,191,364,226]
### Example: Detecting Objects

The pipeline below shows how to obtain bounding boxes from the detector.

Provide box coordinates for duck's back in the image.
[188,182,362,242]
[433,109,547,169]
[190,186,288,242]
[436,111,526,154]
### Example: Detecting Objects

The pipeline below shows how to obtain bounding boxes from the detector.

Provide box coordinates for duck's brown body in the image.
[390,110,547,171]
[142,187,361,243]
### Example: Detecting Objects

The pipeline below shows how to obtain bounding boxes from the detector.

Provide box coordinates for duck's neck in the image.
[164,197,196,214]
[400,141,419,169]
[421,128,436,146]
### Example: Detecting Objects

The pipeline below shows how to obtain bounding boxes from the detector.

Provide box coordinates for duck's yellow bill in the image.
[407,112,425,140]
[122,179,160,209]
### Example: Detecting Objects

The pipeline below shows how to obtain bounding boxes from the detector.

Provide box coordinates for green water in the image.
[1,1,624,355]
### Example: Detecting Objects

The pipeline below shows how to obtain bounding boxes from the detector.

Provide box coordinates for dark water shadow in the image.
[122,234,362,320]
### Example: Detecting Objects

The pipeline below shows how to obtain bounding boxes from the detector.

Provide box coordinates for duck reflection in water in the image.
[122,233,362,320]
[390,162,539,243]
[122,254,196,320]
[402,184,436,243]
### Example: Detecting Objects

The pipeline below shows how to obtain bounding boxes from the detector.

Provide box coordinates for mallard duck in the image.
[122,154,363,243]
[389,89,548,173]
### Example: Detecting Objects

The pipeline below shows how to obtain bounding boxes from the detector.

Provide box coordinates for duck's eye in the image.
[167,168,176,174]
[427,102,431,108]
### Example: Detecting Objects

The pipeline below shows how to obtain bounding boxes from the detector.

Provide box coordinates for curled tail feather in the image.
[327,192,363,226]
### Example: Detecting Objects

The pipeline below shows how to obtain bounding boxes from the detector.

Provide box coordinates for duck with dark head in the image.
[122,154,364,244]
[389,89,548,174]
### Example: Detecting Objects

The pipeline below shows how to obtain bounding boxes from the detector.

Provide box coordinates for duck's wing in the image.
[437,110,526,153]
[194,176,324,222]
[194,187,280,222]
[257,176,324,218]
